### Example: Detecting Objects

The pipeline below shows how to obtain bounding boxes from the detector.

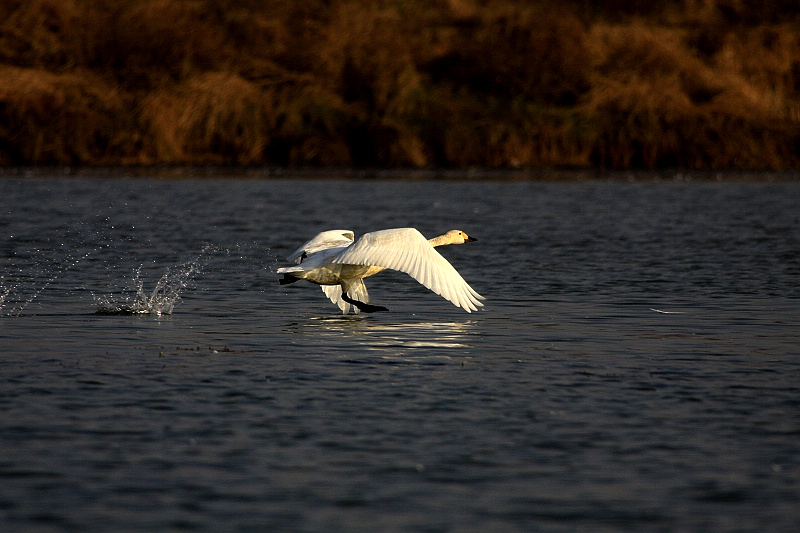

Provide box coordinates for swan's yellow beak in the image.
[464,233,477,243]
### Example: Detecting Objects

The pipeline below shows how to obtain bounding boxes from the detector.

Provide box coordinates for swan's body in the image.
[277,228,484,314]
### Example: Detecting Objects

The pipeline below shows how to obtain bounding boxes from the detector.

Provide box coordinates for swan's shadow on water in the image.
[287,314,479,363]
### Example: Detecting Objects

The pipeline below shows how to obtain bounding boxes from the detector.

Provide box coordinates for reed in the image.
[0,65,128,164]
[141,72,268,164]
[0,0,798,168]
[583,20,800,168]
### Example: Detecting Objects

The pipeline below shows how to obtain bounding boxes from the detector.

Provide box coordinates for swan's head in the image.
[441,229,477,245]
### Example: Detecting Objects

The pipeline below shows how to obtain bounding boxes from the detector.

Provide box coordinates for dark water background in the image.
[1,173,798,531]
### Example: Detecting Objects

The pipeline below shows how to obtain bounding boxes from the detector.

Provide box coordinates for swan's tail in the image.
[277,265,303,285]
[278,274,299,285]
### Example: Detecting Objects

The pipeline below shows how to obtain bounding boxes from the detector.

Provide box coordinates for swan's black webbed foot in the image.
[279,274,299,285]
[341,293,389,313]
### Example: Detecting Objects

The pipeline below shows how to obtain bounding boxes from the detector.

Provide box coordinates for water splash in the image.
[94,248,210,316]
[2,237,274,317]
[1,248,96,317]
[0,286,9,311]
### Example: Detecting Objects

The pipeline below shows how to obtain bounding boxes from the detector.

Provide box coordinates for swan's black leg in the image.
[278,274,299,285]
[341,293,389,313]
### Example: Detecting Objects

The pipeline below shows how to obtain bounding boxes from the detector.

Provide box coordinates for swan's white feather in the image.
[286,229,354,263]
[279,227,484,314]
[321,280,371,315]
[330,228,484,312]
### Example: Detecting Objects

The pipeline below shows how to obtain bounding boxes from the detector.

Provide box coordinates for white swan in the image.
[277,228,485,314]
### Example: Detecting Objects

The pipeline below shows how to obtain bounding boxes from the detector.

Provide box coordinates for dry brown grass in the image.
[0,65,128,164]
[0,0,798,168]
[141,72,268,164]
[582,19,800,168]
[0,0,85,69]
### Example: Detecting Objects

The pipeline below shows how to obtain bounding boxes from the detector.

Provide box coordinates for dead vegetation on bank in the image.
[0,0,798,168]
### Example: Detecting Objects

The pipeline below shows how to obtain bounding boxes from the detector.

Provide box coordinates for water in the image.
[1,173,798,532]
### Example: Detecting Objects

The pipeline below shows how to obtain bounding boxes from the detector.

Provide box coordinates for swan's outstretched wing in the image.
[321,280,371,315]
[287,230,354,263]
[330,228,484,312]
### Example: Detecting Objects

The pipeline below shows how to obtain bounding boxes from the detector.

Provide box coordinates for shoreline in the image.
[1,166,798,182]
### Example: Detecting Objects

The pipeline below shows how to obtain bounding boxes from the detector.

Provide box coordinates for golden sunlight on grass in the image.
[0,0,798,168]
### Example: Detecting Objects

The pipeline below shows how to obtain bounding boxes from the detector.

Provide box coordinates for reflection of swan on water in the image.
[308,317,477,349]
[277,228,485,314]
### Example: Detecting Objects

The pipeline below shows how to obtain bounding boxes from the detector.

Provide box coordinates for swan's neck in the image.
[428,234,451,247]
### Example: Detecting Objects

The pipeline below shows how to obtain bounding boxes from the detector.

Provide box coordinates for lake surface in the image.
[1,173,798,532]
